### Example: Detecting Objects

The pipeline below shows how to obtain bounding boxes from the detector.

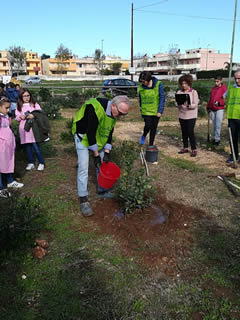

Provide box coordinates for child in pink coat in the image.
[15,89,45,171]
[0,97,24,198]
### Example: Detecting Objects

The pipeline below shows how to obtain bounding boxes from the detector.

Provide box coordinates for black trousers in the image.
[179,118,197,150]
[142,115,160,146]
[228,119,240,160]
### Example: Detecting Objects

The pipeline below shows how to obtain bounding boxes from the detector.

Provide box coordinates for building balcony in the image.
[176,63,200,70]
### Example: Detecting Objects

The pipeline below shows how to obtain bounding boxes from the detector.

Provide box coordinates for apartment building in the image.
[25,51,41,75]
[0,51,10,75]
[133,48,230,75]
[42,55,130,76]
[42,58,77,75]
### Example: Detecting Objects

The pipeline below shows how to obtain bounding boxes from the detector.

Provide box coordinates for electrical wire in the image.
[135,9,240,22]
[134,0,168,11]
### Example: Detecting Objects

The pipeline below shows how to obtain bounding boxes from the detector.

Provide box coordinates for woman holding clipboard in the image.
[176,75,199,157]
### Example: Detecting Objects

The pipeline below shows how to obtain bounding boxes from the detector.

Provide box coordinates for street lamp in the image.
[206,44,210,70]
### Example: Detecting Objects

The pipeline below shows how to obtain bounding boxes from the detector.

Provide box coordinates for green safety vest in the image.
[227,86,240,119]
[138,80,161,115]
[72,98,116,150]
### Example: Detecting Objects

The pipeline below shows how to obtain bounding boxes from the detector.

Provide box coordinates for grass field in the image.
[1,94,240,319]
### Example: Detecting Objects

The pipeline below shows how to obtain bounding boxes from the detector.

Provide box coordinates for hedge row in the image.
[196,69,233,79]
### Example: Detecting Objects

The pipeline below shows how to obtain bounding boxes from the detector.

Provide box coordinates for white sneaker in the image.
[26,163,35,171]
[37,164,44,171]
[7,181,24,189]
[0,189,11,198]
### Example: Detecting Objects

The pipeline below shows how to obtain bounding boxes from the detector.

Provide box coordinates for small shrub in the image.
[60,119,73,143]
[60,131,73,143]
[166,98,177,108]
[193,86,211,103]
[63,91,83,108]
[39,87,52,102]
[128,88,137,98]
[113,141,156,214]
[198,105,207,118]
[41,98,61,119]
[40,141,57,158]
[0,196,44,253]
[83,88,99,100]
[164,86,171,94]
[103,91,113,100]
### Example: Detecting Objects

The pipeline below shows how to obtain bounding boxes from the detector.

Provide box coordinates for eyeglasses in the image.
[115,104,128,117]
[22,94,30,98]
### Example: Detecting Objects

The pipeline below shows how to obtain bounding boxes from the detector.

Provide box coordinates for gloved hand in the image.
[93,155,102,169]
[214,101,220,106]
[103,152,110,163]
[207,108,211,114]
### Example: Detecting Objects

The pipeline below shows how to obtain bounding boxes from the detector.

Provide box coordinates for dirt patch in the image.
[82,193,204,275]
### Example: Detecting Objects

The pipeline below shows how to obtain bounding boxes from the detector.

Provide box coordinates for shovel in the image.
[207,111,210,143]
[228,127,238,169]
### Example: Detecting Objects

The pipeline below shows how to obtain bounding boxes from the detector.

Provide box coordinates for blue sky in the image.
[2,0,240,61]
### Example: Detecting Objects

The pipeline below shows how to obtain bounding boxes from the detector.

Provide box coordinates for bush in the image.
[40,141,57,158]
[66,91,82,108]
[196,69,233,79]
[113,141,156,214]
[193,86,211,103]
[83,88,99,100]
[60,119,73,143]
[0,196,44,253]
[41,98,61,119]
[198,105,207,118]
[39,87,51,102]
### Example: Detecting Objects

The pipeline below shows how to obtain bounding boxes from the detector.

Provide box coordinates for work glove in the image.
[103,152,110,163]
[93,155,102,169]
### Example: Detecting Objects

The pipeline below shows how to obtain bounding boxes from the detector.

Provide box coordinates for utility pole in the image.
[131,3,133,80]
[228,0,238,88]
[101,39,104,78]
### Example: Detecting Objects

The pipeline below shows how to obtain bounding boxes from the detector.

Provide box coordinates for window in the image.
[3,62,6,67]
[0,53,2,58]
[36,63,38,67]
[27,62,30,67]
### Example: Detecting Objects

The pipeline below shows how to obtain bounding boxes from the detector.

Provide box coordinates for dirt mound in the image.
[85,193,204,275]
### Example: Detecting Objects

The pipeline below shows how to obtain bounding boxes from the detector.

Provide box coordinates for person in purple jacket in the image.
[0,97,24,198]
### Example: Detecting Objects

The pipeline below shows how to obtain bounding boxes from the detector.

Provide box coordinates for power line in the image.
[135,9,240,22]
[134,0,168,11]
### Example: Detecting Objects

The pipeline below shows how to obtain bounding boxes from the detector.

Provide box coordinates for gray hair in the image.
[234,69,240,75]
[111,95,130,108]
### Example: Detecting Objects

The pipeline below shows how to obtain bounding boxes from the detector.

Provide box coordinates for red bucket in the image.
[98,162,121,189]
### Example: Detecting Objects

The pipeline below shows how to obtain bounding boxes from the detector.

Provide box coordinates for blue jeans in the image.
[211,109,224,142]
[25,143,44,164]
[74,134,107,197]
[0,173,14,190]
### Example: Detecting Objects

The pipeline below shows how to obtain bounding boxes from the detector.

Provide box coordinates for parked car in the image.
[102,78,137,97]
[25,77,41,85]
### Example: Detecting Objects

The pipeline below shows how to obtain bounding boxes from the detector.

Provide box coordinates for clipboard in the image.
[175,93,191,105]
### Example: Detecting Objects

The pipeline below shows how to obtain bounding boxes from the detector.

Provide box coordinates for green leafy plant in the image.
[41,98,61,119]
[60,119,73,143]
[198,105,207,118]
[0,196,44,253]
[114,141,156,214]
[38,87,52,102]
